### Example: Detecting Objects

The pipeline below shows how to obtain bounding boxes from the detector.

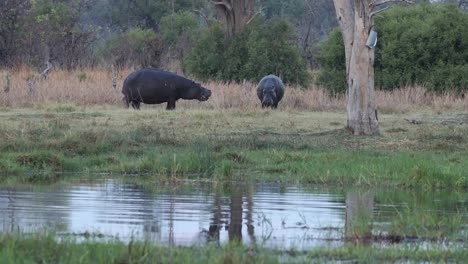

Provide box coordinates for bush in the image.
[160,11,200,46]
[315,28,346,94]
[184,24,226,80]
[317,4,468,93]
[186,18,309,86]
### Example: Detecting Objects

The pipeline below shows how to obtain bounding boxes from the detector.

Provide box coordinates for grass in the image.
[0,68,467,112]
[0,106,466,188]
[0,233,466,264]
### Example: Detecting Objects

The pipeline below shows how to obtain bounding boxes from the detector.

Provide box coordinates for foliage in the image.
[375,4,468,92]
[186,19,309,86]
[315,28,346,94]
[263,0,307,23]
[316,4,468,93]
[159,11,203,71]
[244,19,309,85]
[184,24,226,80]
[93,0,203,30]
[28,0,97,68]
[160,11,200,46]
[0,0,30,67]
[98,28,162,68]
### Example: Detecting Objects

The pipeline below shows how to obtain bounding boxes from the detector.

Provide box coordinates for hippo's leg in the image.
[166,100,176,110]
[130,100,141,110]
[272,102,278,109]
[123,96,130,108]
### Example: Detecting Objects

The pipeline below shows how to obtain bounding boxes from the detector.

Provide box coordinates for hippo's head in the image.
[181,82,212,101]
[198,85,212,101]
[261,86,276,108]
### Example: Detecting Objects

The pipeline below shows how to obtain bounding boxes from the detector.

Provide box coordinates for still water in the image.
[0,179,466,249]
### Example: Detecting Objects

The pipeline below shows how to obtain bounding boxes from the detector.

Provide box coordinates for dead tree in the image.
[333,0,413,135]
[27,61,52,96]
[210,0,263,37]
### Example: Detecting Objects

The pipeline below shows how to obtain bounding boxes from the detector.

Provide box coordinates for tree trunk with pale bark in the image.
[332,0,412,135]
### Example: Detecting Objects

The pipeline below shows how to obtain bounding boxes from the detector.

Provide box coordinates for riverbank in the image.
[0,233,466,263]
[0,106,466,188]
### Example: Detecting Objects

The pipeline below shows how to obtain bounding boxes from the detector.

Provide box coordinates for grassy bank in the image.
[0,233,466,264]
[0,106,466,188]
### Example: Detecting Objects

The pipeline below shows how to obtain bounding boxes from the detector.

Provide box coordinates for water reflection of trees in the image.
[0,186,70,233]
[345,190,374,240]
[207,182,255,244]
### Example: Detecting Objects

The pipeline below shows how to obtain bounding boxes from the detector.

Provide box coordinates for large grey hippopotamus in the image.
[256,74,285,108]
[122,68,212,110]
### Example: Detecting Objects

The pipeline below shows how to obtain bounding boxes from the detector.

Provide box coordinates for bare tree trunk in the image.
[333,0,379,135]
[333,0,413,135]
[208,192,222,242]
[228,185,243,242]
[246,184,256,245]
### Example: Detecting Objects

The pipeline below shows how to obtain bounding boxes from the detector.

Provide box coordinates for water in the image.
[0,179,466,250]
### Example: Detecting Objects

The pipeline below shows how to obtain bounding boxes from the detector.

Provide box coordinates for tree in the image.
[0,0,30,66]
[99,27,163,69]
[160,11,202,73]
[318,3,468,93]
[28,0,97,69]
[209,0,261,37]
[332,0,412,135]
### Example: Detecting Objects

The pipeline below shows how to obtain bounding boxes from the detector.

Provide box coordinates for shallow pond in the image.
[0,179,466,250]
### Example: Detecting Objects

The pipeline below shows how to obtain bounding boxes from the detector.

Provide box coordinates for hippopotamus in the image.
[256,75,285,108]
[122,68,212,110]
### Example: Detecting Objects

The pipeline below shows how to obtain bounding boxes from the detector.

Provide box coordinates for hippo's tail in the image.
[122,77,130,108]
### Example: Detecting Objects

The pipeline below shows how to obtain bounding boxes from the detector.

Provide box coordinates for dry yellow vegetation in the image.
[1,68,466,112]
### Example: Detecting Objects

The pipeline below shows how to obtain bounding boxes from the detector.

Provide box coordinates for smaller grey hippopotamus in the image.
[256,75,285,108]
[122,68,212,110]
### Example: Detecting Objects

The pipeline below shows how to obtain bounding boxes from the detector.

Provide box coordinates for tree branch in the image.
[192,9,211,27]
[246,7,264,25]
[370,0,413,11]
[40,61,52,79]
[210,0,232,11]
[369,6,391,19]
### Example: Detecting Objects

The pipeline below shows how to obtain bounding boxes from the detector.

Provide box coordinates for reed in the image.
[1,68,466,112]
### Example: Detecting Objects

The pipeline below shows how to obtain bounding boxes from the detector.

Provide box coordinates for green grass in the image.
[0,106,467,187]
[0,233,466,264]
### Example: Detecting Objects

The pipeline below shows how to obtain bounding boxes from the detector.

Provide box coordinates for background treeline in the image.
[0,0,467,91]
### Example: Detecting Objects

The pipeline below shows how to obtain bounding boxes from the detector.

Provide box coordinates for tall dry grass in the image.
[0,68,466,112]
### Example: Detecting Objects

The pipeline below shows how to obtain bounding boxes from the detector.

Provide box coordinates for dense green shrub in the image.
[315,28,346,94]
[317,4,468,93]
[186,19,309,86]
[160,11,200,46]
[184,24,226,80]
